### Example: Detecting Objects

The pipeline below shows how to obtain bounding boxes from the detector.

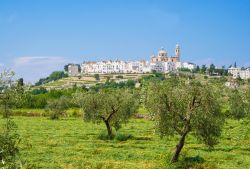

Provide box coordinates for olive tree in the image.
[0,70,16,118]
[146,79,224,163]
[0,119,20,168]
[0,69,21,168]
[75,89,138,138]
[246,88,250,117]
[0,70,24,117]
[46,96,69,120]
[228,89,247,120]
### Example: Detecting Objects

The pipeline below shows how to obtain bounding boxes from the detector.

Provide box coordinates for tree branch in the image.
[99,115,106,121]
[107,105,117,122]
[173,125,183,135]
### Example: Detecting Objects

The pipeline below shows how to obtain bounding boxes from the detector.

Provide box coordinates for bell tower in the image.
[175,43,181,62]
[175,43,180,58]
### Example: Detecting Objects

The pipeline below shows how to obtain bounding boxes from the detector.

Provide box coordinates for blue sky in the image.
[0,0,250,82]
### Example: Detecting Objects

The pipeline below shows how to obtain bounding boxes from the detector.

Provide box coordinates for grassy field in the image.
[1,117,249,169]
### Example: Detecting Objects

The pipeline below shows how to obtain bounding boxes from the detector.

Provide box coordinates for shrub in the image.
[94,74,100,81]
[116,75,123,79]
[97,131,114,140]
[163,152,216,169]
[114,133,133,141]
[31,88,48,95]
[72,110,80,117]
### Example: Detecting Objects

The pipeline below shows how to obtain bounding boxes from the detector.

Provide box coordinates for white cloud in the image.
[14,56,67,66]
[13,56,69,83]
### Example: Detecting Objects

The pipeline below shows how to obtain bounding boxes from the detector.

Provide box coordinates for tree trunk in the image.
[171,131,188,163]
[104,120,112,138]
[3,101,9,118]
[4,102,7,117]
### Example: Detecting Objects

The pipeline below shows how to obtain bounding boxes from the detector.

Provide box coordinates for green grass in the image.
[0,117,249,169]
[137,107,148,114]
[12,108,46,116]
[12,108,82,117]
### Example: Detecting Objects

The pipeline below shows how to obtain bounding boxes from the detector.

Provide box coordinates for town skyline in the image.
[1,0,250,82]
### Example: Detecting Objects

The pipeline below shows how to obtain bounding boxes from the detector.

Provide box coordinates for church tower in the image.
[175,43,180,62]
[175,43,180,58]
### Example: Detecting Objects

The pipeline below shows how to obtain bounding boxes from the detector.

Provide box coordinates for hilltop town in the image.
[65,44,250,81]
[66,44,196,76]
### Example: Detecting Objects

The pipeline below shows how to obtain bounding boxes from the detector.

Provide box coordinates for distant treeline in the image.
[179,64,229,76]
[20,73,168,109]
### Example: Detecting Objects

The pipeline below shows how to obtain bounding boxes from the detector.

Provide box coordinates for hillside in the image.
[33,73,149,90]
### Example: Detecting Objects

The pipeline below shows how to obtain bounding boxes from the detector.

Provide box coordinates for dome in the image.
[158,47,167,56]
[151,54,156,58]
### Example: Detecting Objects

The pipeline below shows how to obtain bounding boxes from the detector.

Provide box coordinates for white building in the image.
[80,44,196,74]
[228,67,250,79]
[182,62,197,70]
[68,64,80,76]
[81,61,126,74]
[150,61,177,73]
[225,81,239,89]
[81,60,150,74]
[127,60,150,73]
